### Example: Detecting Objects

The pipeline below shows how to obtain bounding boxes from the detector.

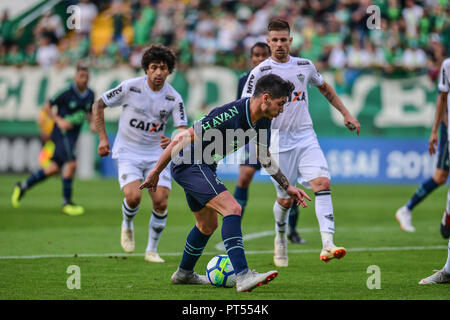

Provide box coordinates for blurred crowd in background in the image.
[0,0,449,80]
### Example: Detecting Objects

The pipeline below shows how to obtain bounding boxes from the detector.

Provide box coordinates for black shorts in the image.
[171,162,227,212]
[51,133,77,167]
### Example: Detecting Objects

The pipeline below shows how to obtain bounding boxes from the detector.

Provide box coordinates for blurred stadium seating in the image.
[0,0,449,183]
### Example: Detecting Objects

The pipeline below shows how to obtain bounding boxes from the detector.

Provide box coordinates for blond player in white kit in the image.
[93,45,188,262]
[242,19,361,267]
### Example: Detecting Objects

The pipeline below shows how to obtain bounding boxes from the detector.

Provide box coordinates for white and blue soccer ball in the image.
[206,255,236,288]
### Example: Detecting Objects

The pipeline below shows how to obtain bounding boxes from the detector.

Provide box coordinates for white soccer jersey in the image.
[241,56,324,152]
[101,76,187,160]
[438,58,450,140]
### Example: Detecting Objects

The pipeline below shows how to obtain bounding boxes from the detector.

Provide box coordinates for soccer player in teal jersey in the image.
[11,65,95,215]
[140,74,311,292]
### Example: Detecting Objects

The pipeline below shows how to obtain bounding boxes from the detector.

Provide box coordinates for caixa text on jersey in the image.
[129,118,165,132]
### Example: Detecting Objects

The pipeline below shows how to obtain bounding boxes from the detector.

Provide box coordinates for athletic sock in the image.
[406,178,439,211]
[146,209,168,252]
[21,169,47,190]
[234,186,248,217]
[444,239,450,274]
[179,225,211,271]
[222,214,248,275]
[273,201,290,236]
[62,178,73,204]
[315,190,335,246]
[122,198,139,230]
[288,202,299,234]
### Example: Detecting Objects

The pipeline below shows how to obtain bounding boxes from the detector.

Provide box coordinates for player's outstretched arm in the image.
[93,98,111,157]
[429,91,448,155]
[256,144,311,208]
[140,127,196,192]
[317,81,360,135]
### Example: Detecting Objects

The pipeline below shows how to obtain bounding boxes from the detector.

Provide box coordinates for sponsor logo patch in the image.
[165,95,175,101]
[130,86,141,93]
[260,66,272,72]
[297,61,310,66]
[106,86,122,99]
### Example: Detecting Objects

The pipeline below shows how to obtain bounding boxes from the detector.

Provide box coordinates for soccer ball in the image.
[206,255,236,287]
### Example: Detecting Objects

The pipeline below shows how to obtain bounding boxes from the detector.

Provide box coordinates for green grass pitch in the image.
[0,175,449,300]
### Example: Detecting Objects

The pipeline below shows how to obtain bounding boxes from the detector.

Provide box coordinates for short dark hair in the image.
[267,18,290,33]
[250,42,270,56]
[253,74,294,99]
[76,63,89,73]
[141,44,176,74]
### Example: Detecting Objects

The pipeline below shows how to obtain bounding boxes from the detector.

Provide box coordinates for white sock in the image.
[444,239,450,274]
[122,199,139,230]
[315,191,335,232]
[273,201,290,237]
[146,209,168,252]
[445,190,450,216]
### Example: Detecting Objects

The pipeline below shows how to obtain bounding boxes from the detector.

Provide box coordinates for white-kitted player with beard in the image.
[242,19,361,267]
[93,44,188,262]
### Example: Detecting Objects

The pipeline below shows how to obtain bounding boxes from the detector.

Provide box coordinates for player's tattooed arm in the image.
[93,98,110,157]
[318,81,361,135]
[256,144,289,190]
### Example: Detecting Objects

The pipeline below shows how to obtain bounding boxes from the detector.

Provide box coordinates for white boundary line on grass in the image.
[0,244,447,260]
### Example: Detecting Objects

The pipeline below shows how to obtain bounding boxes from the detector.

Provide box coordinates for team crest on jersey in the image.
[159,109,168,120]
[69,101,77,109]
[297,73,305,84]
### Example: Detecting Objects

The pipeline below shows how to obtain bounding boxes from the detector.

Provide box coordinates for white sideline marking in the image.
[0,245,447,260]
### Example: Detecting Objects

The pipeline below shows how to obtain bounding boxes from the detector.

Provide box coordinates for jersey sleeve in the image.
[255,118,271,147]
[171,96,188,128]
[438,62,450,93]
[101,81,128,107]
[308,61,324,87]
[48,89,67,106]
[241,68,261,98]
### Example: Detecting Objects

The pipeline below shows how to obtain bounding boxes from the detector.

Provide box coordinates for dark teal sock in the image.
[406,178,439,210]
[179,225,211,271]
[23,169,47,190]
[234,186,248,217]
[222,214,248,275]
[62,178,73,204]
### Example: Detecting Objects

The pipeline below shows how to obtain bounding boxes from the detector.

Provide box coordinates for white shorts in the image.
[116,158,172,190]
[270,134,330,199]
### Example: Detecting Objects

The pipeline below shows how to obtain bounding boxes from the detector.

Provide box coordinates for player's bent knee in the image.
[153,200,168,213]
[311,177,331,191]
[278,198,293,209]
[434,172,449,185]
[125,194,141,208]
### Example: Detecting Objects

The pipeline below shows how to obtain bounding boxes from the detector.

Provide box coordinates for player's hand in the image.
[344,114,360,135]
[428,132,439,155]
[97,139,111,157]
[286,185,311,208]
[139,169,160,192]
[160,135,171,149]
[55,117,73,131]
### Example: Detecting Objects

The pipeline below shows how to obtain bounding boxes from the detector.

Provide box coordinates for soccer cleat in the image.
[395,206,415,232]
[11,182,25,208]
[62,203,85,216]
[274,234,288,267]
[236,269,278,292]
[440,210,450,239]
[288,231,306,244]
[121,227,135,253]
[145,251,165,263]
[419,269,450,284]
[320,246,347,263]
[171,268,209,285]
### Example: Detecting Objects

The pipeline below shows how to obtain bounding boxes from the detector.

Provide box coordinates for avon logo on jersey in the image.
[130,118,165,132]
[291,91,306,102]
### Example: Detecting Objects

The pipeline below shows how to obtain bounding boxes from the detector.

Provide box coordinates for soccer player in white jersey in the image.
[242,19,361,267]
[421,57,450,284]
[93,45,188,262]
